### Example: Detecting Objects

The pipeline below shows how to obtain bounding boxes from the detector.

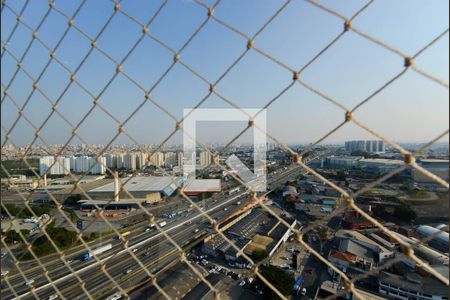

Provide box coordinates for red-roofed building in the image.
[341,208,383,230]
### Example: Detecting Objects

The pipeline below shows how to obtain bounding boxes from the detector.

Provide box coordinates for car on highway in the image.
[193,228,199,233]
[48,294,58,300]
[109,294,122,300]
[125,268,132,274]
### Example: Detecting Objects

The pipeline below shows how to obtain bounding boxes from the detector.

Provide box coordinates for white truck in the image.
[82,243,112,261]
[159,221,167,228]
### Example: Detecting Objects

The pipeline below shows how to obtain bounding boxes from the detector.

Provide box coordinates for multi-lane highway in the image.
[2,155,323,300]
[2,189,252,300]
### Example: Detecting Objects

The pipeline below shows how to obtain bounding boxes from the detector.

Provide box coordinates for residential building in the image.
[177,152,183,167]
[200,151,211,167]
[345,140,385,153]
[123,153,137,170]
[39,156,70,175]
[164,152,176,168]
[150,152,164,168]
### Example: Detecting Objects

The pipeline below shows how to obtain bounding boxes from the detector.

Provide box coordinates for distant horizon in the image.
[3,140,449,148]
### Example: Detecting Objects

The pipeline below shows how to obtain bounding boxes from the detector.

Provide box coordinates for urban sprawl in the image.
[1,140,449,300]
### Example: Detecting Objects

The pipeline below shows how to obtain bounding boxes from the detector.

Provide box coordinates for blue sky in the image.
[1,0,448,147]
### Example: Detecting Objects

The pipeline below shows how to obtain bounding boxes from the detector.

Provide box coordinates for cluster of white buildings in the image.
[70,156,106,175]
[40,156,106,175]
[39,156,71,176]
[39,150,214,175]
[345,140,385,153]
[104,152,182,170]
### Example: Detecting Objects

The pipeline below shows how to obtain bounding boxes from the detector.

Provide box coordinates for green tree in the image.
[258,265,295,299]
[393,204,416,222]
[64,195,81,204]
[253,249,268,262]
[373,205,388,218]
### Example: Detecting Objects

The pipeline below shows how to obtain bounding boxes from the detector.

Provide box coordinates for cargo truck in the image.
[82,243,112,261]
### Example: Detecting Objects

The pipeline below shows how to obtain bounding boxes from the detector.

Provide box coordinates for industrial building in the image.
[334,230,394,265]
[324,156,408,175]
[202,208,296,265]
[1,175,39,190]
[415,225,449,253]
[52,175,181,209]
[413,159,449,183]
[87,176,180,198]
[379,265,448,300]
[341,208,383,230]
[182,179,221,195]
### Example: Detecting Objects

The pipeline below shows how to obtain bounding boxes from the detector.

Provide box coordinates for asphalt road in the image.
[2,190,251,300]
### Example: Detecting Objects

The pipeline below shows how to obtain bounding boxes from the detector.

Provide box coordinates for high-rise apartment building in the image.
[116,153,125,169]
[40,156,70,175]
[70,156,106,174]
[177,152,184,167]
[104,154,116,169]
[150,152,164,168]
[345,140,385,154]
[123,153,137,170]
[200,151,211,167]
[164,152,177,168]
[137,152,148,169]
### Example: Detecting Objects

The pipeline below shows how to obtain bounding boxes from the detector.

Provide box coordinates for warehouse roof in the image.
[89,176,181,193]
[182,179,221,192]
[380,268,448,296]
[416,225,449,243]
[79,199,148,205]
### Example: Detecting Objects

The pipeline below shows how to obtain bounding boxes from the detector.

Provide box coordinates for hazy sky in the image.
[1,0,448,147]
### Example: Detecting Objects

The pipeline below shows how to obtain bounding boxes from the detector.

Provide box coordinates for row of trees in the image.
[258,265,295,299]
[373,201,417,222]
[3,204,52,218]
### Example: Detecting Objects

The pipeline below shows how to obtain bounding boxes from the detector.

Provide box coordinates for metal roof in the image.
[182,179,221,192]
[416,225,449,243]
[89,176,180,193]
